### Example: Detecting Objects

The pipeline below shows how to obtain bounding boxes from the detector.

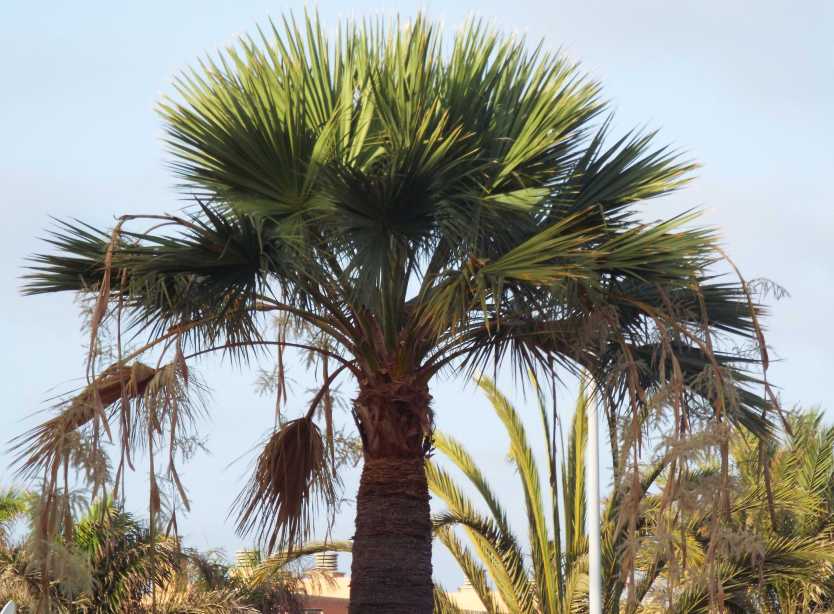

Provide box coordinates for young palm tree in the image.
[231,541,352,613]
[21,13,771,612]
[1,495,351,613]
[146,548,255,614]
[428,377,592,613]
[429,377,671,613]
[71,499,182,613]
[430,383,834,614]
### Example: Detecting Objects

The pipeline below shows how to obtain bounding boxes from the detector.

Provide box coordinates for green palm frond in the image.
[432,432,518,562]
[563,384,588,569]
[669,535,834,614]
[427,460,532,612]
[0,488,30,547]
[247,540,351,586]
[434,584,463,614]
[433,526,502,614]
[475,377,559,611]
[73,499,182,612]
[431,378,604,614]
[433,583,466,614]
[788,420,834,502]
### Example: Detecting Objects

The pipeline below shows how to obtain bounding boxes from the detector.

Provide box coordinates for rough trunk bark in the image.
[348,375,434,613]
[349,457,433,613]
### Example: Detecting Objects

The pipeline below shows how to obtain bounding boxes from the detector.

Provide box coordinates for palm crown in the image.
[22,14,771,612]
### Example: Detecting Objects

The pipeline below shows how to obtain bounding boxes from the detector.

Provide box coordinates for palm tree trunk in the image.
[348,377,434,613]
[349,457,433,613]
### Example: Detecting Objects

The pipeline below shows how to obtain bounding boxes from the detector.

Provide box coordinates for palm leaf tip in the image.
[233,417,336,553]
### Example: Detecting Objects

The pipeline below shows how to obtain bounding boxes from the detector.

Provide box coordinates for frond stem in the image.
[183,341,361,377]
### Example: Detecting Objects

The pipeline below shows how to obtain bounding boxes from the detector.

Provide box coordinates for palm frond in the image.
[432,432,517,557]
[433,582,466,614]
[248,540,351,586]
[427,460,532,613]
[433,525,505,614]
[12,362,157,481]
[233,418,336,553]
[563,382,588,568]
[476,377,559,611]
[0,488,31,547]
[669,535,834,614]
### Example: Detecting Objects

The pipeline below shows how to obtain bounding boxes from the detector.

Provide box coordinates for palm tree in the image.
[652,410,834,613]
[147,548,254,614]
[20,13,771,612]
[429,381,834,614]
[0,497,181,613]
[148,541,350,614]
[428,377,590,613]
[1,492,351,614]
[0,489,64,611]
[70,499,182,613]
[231,541,352,613]
[0,489,30,550]
[429,377,672,613]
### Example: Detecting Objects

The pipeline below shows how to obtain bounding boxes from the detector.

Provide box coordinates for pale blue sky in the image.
[2,0,833,588]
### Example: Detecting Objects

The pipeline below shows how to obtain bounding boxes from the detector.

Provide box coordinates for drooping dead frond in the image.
[12,362,156,481]
[12,355,206,576]
[233,418,336,553]
[132,362,207,475]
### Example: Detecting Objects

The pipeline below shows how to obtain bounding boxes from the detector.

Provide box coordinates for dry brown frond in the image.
[12,362,157,480]
[233,418,336,554]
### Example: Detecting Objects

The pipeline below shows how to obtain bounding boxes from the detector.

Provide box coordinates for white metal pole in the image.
[587,397,602,614]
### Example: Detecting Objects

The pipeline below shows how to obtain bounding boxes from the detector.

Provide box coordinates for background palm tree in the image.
[651,410,834,613]
[428,377,590,613]
[429,377,672,613]
[147,548,255,614]
[430,381,834,614]
[71,499,182,613]
[0,489,29,550]
[231,541,352,613]
[0,497,179,613]
[0,489,351,613]
[148,541,351,614]
[20,12,771,612]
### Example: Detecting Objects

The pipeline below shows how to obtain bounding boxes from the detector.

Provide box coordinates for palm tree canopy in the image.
[25,13,762,380]
[21,12,772,554]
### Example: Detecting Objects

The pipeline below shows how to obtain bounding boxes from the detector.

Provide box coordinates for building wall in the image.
[300,595,349,614]
[298,562,498,613]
